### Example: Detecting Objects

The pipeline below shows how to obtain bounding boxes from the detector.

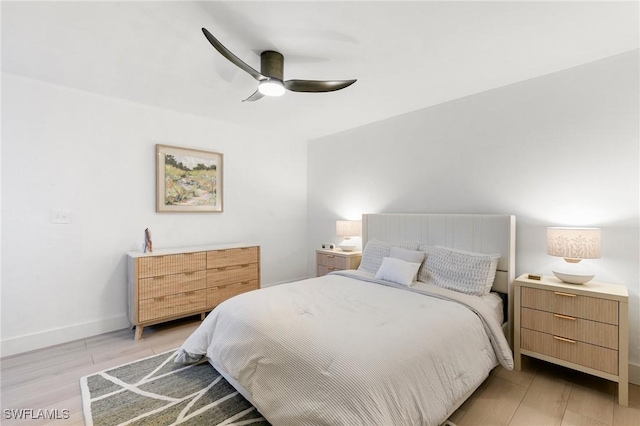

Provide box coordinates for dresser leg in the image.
[135,325,143,340]
[200,312,206,321]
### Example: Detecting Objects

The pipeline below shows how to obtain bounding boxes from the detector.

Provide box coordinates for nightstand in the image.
[514,274,629,406]
[316,249,362,277]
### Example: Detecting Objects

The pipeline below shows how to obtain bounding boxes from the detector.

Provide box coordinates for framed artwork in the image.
[156,144,223,213]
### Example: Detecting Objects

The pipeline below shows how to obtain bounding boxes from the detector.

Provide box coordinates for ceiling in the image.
[2,1,638,140]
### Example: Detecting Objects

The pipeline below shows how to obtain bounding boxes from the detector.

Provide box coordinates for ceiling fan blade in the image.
[242,89,265,102]
[202,28,266,82]
[284,79,356,93]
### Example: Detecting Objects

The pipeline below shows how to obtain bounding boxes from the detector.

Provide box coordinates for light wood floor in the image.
[1,317,638,426]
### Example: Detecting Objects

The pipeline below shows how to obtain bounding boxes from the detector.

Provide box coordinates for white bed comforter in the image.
[176,271,513,426]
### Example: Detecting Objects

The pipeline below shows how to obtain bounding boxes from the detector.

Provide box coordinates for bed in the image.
[176,213,516,425]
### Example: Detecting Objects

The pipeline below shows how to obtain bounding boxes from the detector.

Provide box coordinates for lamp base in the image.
[338,243,356,252]
[552,270,595,285]
[338,238,356,251]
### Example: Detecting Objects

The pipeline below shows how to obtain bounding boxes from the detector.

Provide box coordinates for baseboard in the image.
[0,314,130,358]
[630,362,640,386]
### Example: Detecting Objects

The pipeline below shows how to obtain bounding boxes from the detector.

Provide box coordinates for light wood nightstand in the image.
[514,273,629,406]
[316,249,362,277]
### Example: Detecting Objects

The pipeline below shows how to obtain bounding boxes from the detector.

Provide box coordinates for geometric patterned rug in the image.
[80,349,270,426]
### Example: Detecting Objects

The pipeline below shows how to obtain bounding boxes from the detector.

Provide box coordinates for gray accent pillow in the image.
[418,245,500,296]
[358,239,421,274]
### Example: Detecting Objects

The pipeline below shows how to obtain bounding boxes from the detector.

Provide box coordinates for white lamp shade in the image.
[336,220,362,238]
[547,227,601,261]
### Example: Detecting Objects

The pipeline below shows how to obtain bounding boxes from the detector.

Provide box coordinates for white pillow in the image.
[418,245,500,296]
[358,239,420,274]
[375,257,422,286]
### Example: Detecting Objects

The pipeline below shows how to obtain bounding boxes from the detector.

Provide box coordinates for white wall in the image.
[308,51,640,381]
[1,74,308,356]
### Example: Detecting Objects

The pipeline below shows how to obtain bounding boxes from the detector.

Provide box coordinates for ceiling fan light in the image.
[258,80,285,97]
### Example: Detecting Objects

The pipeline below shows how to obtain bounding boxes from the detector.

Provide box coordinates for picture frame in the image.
[156,144,223,213]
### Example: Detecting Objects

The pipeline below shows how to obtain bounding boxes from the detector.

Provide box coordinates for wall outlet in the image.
[51,209,72,224]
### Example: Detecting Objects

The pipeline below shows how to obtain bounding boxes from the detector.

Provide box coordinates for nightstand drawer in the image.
[317,253,351,269]
[521,286,618,325]
[139,271,207,299]
[138,252,206,278]
[139,289,207,322]
[521,328,618,375]
[318,264,340,276]
[521,307,618,350]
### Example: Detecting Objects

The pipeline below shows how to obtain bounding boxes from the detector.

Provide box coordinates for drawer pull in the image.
[218,285,228,289]
[217,267,227,271]
[154,296,165,302]
[241,281,249,285]
[327,255,334,258]
[553,335,576,344]
[554,291,577,298]
[241,264,249,268]
[554,313,576,321]
[184,272,195,276]
[184,291,195,296]
[327,267,335,271]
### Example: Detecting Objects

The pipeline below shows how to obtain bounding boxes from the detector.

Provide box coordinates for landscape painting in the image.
[156,144,223,212]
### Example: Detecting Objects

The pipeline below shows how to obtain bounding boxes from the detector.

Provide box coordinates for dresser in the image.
[128,243,260,340]
[514,274,628,406]
[316,249,362,277]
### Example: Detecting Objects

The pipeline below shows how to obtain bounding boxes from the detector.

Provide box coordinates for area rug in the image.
[80,349,270,426]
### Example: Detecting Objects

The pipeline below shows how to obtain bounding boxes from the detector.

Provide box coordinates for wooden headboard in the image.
[362,213,516,343]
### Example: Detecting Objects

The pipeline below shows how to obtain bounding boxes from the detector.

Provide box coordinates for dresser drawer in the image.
[521,307,618,350]
[521,328,618,375]
[207,280,259,307]
[207,263,259,287]
[139,289,207,322]
[317,253,351,269]
[207,247,258,269]
[521,286,619,325]
[139,271,206,300]
[138,252,206,278]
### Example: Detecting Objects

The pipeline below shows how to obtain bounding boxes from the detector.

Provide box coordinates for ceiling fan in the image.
[202,28,357,102]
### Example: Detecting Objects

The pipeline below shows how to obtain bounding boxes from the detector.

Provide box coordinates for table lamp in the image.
[336,220,361,252]
[547,227,601,284]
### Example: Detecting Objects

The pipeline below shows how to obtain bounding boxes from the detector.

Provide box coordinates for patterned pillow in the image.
[358,239,421,274]
[418,245,500,296]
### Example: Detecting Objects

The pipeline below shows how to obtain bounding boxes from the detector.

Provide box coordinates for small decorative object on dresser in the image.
[127,244,260,340]
[514,273,629,406]
[316,249,362,277]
